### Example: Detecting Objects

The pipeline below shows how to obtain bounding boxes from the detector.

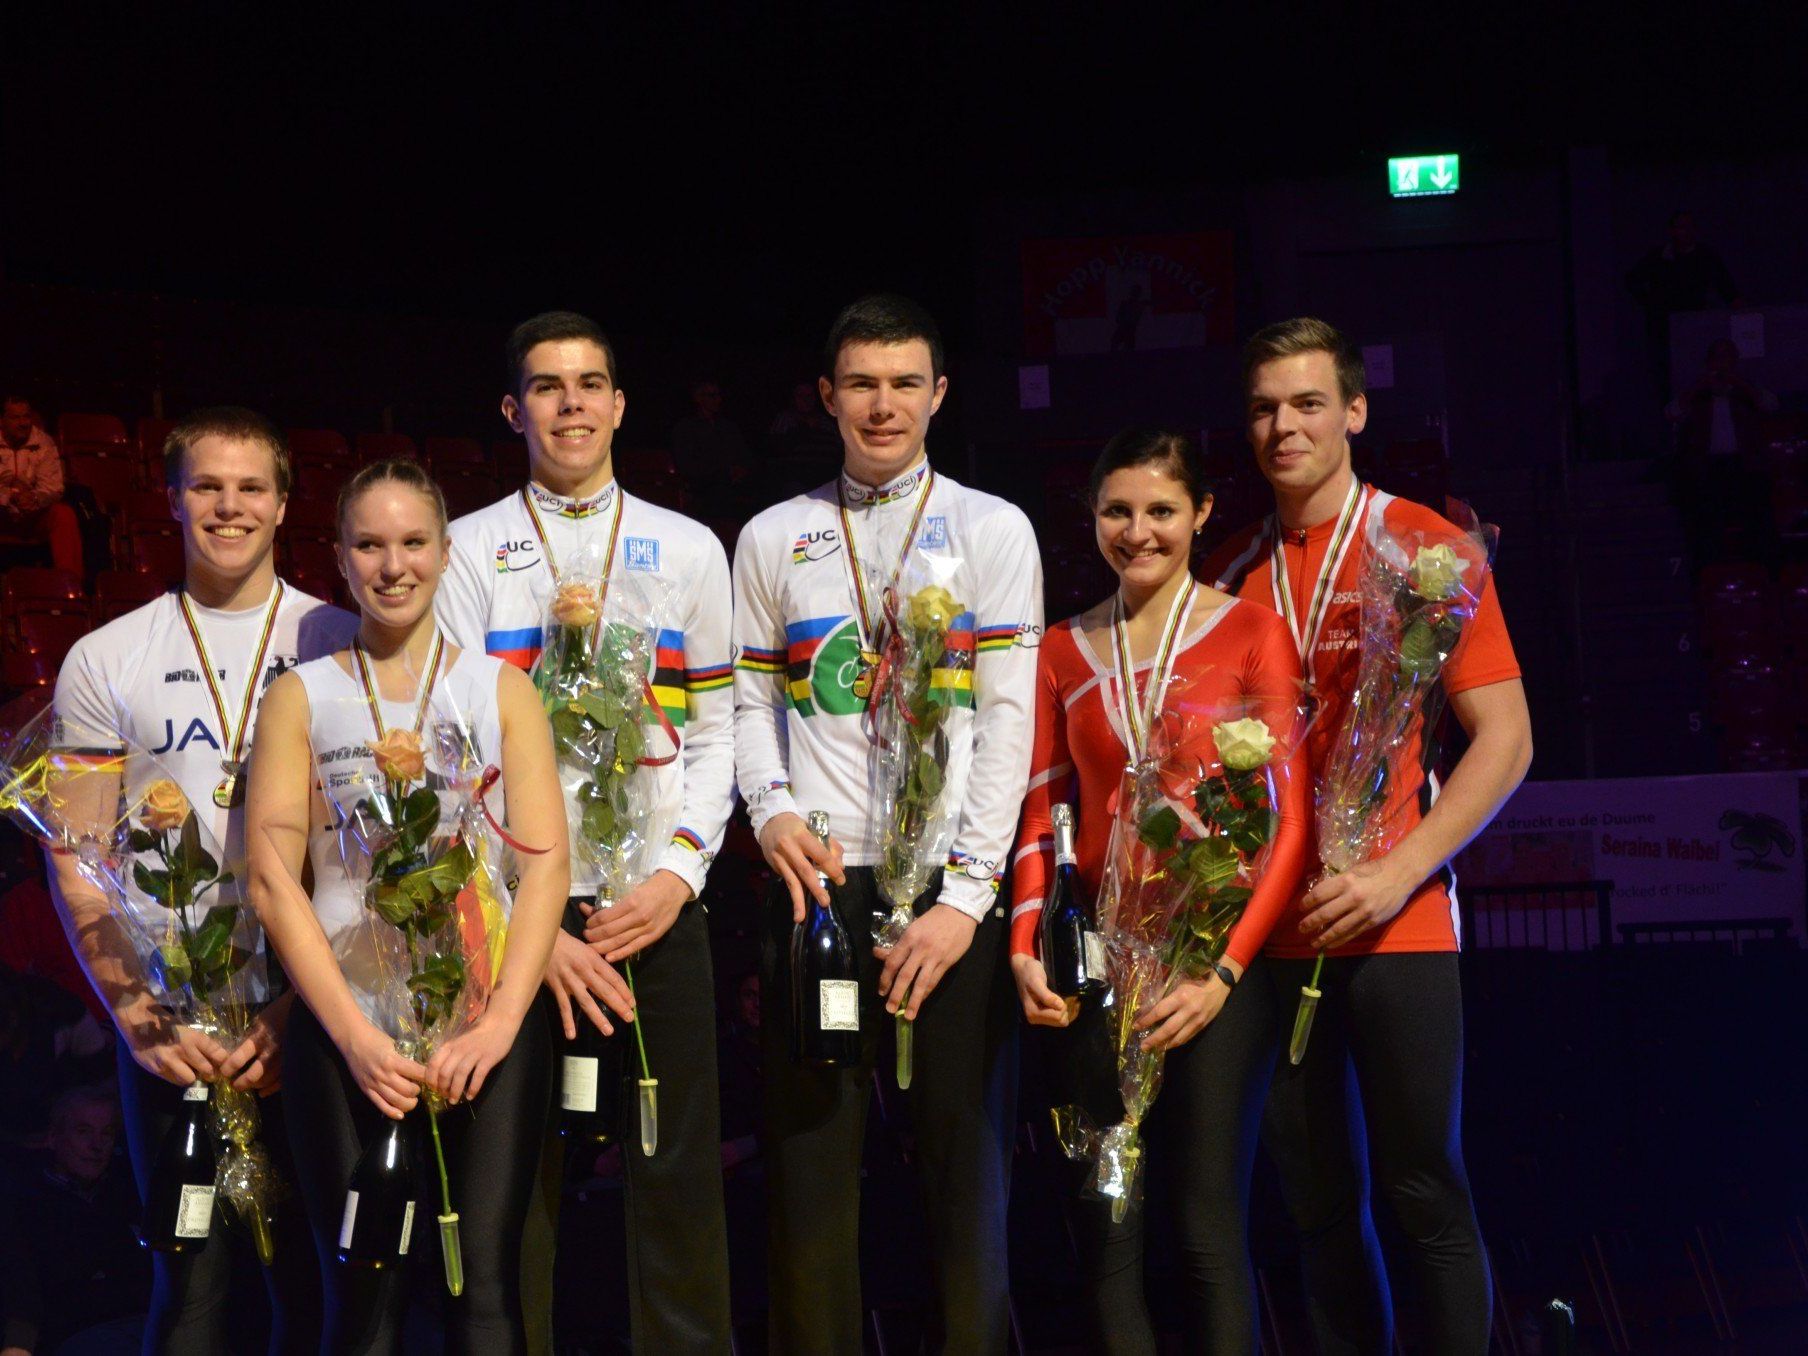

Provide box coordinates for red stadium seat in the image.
[18,613,91,666]
[627,447,678,477]
[437,467,501,519]
[631,471,690,513]
[355,432,418,463]
[64,454,135,511]
[0,650,56,694]
[284,496,337,533]
[288,427,351,466]
[56,413,129,458]
[287,568,345,607]
[1,567,85,623]
[121,489,177,530]
[96,569,169,620]
[136,416,175,462]
[288,538,339,579]
[423,436,487,467]
[127,530,186,583]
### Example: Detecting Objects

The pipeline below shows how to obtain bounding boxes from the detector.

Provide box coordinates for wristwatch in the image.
[1210,961,1238,989]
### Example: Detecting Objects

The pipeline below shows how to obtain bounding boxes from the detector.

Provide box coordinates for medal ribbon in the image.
[177,581,285,777]
[1269,478,1365,684]
[838,467,936,662]
[1109,575,1196,763]
[351,630,446,744]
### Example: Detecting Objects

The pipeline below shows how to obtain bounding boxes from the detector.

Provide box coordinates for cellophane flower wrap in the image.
[531,547,681,901]
[1053,672,1293,1219]
[321,685,508,1295]
[0,700,282,1260]
[868,550,976,948]
[530,548,680,1152]
[1288,510,1496,1064]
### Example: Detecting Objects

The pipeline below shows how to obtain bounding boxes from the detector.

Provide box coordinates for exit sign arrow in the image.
[1388,153,1461,198]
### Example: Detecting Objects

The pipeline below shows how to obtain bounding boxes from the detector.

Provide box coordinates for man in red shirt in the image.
[1205,318,1532,1354]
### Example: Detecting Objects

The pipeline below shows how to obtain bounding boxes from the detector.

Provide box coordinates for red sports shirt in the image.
[1203,486,1521,956]
[1009,596,1312,970]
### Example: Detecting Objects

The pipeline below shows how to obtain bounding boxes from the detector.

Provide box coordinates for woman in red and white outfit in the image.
[1010,428,1310,1355]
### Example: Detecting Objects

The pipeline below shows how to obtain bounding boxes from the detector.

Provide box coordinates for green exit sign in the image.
[1388,154,1460,197]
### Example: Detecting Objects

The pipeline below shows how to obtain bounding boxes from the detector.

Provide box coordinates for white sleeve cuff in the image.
[744,783,799,840]
[655,846,710,899]
[937,871,999,923]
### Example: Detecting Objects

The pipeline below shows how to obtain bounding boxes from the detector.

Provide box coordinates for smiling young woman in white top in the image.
[247,458,567,1353]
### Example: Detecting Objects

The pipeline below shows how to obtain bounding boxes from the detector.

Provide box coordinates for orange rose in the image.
[140,779,191,833]
[550,582,600,628]
[370,729,426,784]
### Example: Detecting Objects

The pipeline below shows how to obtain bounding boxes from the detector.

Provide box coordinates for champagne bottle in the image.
[557,898,625,1146]
[140,1082,217,1253]
[789,810,862,1067]
[1040,803,1106,999]
[337,1118,416,1269]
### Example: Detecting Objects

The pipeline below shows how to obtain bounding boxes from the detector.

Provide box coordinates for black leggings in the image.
[283,1000,553,1355]
[117,1038,323,1356]
[1262,952,1491,1355]
[1073,955,1279,1356]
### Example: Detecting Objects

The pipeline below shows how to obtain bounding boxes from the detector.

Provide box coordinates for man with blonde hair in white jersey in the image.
[436,311,735,1353]
[733,293,1043,1354]
[51,405,358,1354]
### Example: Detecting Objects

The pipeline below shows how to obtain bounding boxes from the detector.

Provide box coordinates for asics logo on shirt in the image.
[494,540,543,574]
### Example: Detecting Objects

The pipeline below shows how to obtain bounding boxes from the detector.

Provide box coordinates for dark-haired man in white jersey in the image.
[52,406,358,1355]
[437,311,736,1353]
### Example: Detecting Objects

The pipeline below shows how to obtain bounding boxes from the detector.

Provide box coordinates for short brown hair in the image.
[335,458,448,539]
[163,406,293,496]
[1241,317,1366,404]
[505,311,619,394]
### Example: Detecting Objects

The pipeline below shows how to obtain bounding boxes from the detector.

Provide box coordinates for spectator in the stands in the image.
[671,377,750,513]
[0,1083,150,1355]
[1626,212,1744,394]
[767,380,840,462]
[1667,337,1779,558]
[0,964,114,1152]
[0,875,107,1023]
[0,395,83,576]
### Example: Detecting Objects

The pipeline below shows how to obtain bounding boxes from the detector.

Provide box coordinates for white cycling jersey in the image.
[436,478,735,898]
[54,581,359,1000]
[731,460,1044,921]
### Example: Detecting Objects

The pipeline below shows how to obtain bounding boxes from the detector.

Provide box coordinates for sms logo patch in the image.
[625,537,661,572]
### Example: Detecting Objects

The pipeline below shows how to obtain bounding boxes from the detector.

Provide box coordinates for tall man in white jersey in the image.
[733,294,1043,1353]
[436,311,736,1353]
[52,406,359,1354]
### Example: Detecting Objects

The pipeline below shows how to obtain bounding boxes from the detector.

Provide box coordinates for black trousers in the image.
[525,898,733,1354]
[1262,952,1492,1355]
[1075,954,1279,1356]
[117,1026,322,1356]
[760,868,1018,1356]
[283,998,552,1355]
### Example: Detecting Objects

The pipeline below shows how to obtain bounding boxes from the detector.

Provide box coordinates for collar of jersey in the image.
[840,460,929,508]
[529,479,617,519]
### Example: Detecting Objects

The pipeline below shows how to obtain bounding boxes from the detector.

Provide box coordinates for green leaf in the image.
[1178,836,1240,892]
[1228,819,1271,854]
[133,861,171,900]
[372,882,416,927]
[1193,777,1228,822]
[917,751,944,803]
[1399,618,1442,680]
[614,717,646,767]
[1139,806,1182,852]
[127,828,158,853]
[400,788,441,835]
[153,943,192,990]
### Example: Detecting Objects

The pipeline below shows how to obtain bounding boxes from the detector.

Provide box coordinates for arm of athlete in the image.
[1299,677,1533,948]
[245,673,426,1119]
[880,507,1043,1021]
[731,517,844,920]
[1008,639,1077,1028]
[427,664,570,1103]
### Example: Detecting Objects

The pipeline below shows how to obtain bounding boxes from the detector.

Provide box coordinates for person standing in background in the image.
[0,394,84,576]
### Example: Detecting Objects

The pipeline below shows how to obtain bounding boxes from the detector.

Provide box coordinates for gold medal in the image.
[852,648,880,700]
[213,760,245,809]
[839,470,936,711]
[179,583,284,816]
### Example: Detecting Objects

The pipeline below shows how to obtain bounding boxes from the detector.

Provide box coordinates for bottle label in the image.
[818,979,860,1032]
[1083,931,1107,983]
[338,1191,360,1249]
[182,1082,209,1102]
[561,1055,599,1113]
[175,1183,216,1239]
[398,1200,416,1255]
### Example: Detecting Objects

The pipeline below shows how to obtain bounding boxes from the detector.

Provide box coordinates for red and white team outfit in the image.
[1008,597,1312,969]
[1204,482,1520,955]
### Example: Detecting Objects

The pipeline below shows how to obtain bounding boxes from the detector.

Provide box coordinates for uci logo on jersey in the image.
[791,529,841,564]
[625,537,660,572]
[919,516,948,550]
[494,539,542,574]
